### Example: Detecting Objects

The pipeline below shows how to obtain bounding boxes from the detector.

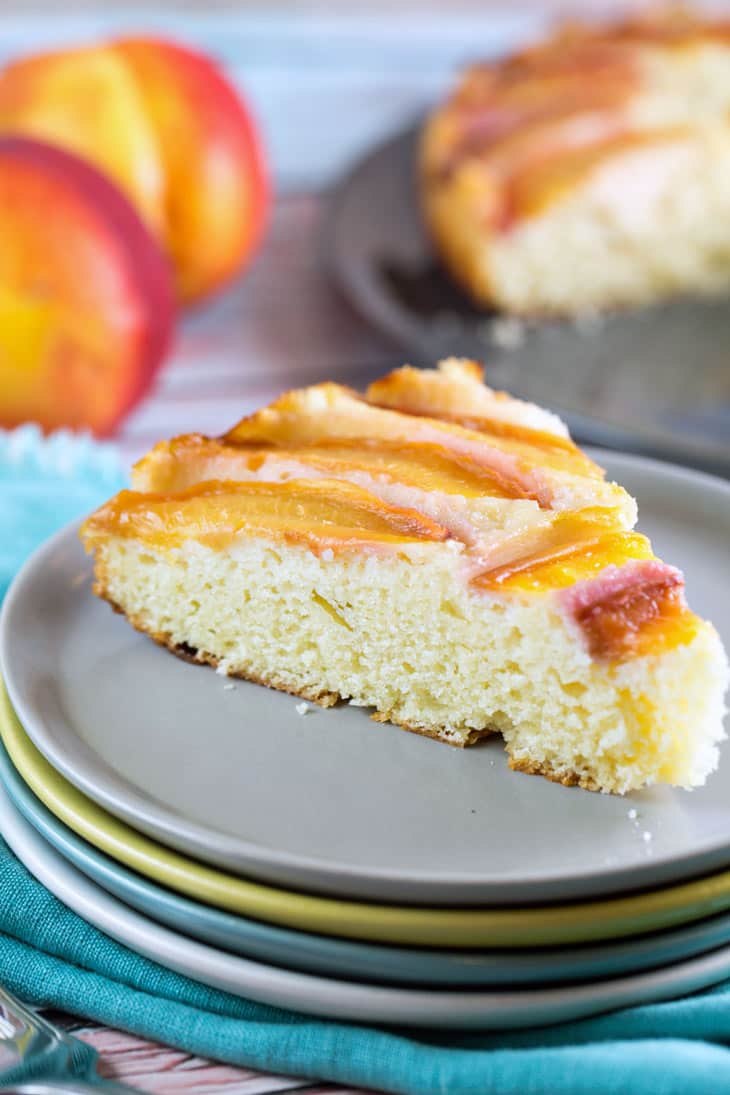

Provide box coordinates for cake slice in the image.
[80,360,728,793]
[421,10,730,315]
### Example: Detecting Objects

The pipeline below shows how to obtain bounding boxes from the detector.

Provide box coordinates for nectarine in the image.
[114,38,269,305]
[0,45,164,236]
[0,38,269,306]
[0,137,174,436]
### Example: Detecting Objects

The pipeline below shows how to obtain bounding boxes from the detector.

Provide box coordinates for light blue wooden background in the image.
[0,8,553,191]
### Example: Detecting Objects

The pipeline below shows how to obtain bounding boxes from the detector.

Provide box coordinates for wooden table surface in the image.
[0,3,674,1090]
[50,1014,373,1095]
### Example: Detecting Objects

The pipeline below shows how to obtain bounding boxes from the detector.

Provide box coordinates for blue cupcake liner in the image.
[0,425,126,603]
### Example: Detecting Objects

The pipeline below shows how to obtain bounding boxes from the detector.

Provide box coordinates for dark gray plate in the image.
[322,124,730,476]
[0,452,729,906]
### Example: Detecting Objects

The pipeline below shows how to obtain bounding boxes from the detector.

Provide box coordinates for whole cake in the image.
[421,10,730,315]
[81,360,728,794]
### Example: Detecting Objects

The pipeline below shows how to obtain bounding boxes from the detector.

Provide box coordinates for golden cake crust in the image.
[508,754,602,792]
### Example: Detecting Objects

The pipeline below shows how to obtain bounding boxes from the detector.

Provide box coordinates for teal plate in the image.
[5,736,730,989]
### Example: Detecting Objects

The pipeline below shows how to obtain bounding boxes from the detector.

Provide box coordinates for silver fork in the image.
[0,984,138,1093]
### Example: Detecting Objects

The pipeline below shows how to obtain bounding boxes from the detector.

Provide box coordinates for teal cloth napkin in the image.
[2,426,730,1095]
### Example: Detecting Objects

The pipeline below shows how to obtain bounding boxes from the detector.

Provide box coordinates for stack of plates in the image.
[0,450,729,1031]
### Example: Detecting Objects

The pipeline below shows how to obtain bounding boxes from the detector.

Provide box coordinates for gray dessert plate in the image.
[7,732,730,988]
[322,124,730,476]
[5,777,730,1031]
[1,451,729,906]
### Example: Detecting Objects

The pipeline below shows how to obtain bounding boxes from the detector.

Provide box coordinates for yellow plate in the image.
[4,682,730,949]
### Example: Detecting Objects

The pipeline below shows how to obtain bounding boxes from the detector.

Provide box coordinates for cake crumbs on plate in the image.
[223,683,236,691]
[486,316,525,351]
[296,701,313,716]
[642,831,653,843]
[627,808,638,820]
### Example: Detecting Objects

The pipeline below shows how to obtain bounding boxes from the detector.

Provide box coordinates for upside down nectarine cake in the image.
[80,360,728,794]
[422,9,730,315]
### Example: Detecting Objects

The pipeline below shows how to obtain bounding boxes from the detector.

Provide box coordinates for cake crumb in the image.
[296,701,312,716]
[627,808,638,820]
[642,831,652,843]
[223,683,236,691]
[488,316,525,351]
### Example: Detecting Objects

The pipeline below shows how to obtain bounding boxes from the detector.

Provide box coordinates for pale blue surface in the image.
[3,429,730,1092]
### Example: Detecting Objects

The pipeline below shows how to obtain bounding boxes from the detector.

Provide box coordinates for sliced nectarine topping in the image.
[559,10,730,50]
[225,383,607,508]
[366,361,601,478]
[505,127,695,225]
[429,10,730,228]
[439,81,636,182]
[426,27,641,184]
[473,523,655,593]
[565,567,698,662]
[472,514,698,660]
[268,440,528,498]
[133,433,535,500]
[81,479,451,554]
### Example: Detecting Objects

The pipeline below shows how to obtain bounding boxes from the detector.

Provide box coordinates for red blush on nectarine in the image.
[0,136,175,436]
[114,37,270,306]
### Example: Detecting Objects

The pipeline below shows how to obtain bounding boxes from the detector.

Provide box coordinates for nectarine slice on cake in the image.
[82,479,450,553]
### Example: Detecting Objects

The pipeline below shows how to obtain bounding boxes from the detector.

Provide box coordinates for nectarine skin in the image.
[0,46,165,236]
[0,137,175,436]
[0,38,269,307]
[114,38,270,305]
